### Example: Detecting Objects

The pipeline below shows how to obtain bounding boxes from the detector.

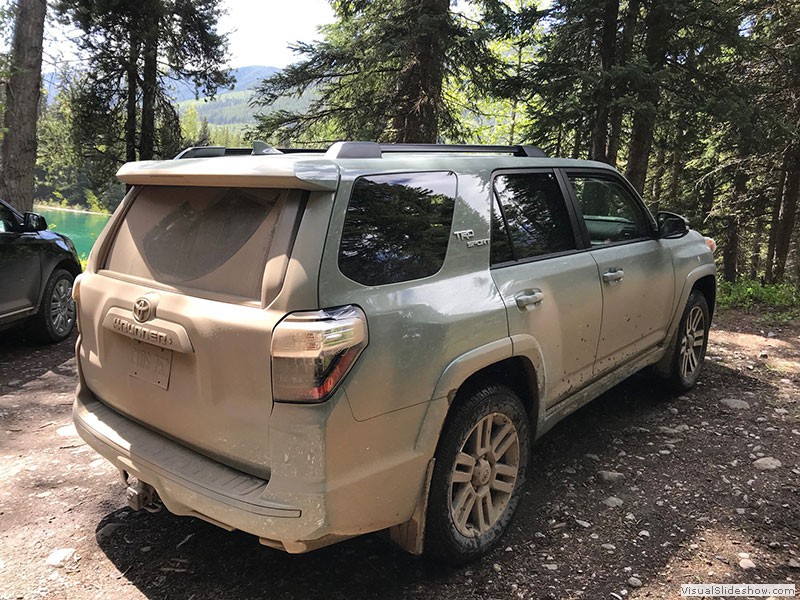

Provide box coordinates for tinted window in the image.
[491,172,576,263]
[0,204,18,233]
[105,186,290,300]
[568,175,650,245]
[339,172,457,286]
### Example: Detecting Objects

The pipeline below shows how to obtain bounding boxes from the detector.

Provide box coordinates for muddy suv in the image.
[73,142,716,563]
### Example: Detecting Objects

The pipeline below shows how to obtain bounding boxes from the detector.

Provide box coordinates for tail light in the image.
[704,237,717,253]
[271,305,368,403]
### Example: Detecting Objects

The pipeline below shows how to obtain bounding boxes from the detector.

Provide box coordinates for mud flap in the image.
[389,458,435,555]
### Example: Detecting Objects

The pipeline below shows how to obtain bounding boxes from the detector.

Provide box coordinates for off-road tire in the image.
[668,290,709,392]
[424,384,530,565]
[28,269,76,344]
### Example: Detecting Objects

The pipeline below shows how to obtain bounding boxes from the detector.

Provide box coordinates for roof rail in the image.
[174,140,328,160]
[324,141,547,159]
[172,141,547,160]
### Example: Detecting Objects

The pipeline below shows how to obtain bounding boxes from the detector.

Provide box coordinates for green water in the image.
[36,206,111,261]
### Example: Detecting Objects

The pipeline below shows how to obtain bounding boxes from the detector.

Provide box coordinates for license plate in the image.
[130,342,173,390]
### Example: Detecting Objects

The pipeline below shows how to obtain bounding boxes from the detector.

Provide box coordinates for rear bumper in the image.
[73,373,444,553]
[73,392,335,551]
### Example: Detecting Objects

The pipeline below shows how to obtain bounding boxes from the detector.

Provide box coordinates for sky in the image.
[36,0,335,71]
[217,0,334,68]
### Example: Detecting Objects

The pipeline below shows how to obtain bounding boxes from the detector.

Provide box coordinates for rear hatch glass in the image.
[105,186,288,300]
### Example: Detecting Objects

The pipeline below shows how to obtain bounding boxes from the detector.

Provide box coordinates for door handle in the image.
[515,289,545,310]
[602,268,625,284]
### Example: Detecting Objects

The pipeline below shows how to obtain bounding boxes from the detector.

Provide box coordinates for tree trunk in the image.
[390,0,449,143]
[722,216,739,282]
[625,0,670,194]
[139,17,159,161]
[650,144,666,212]
[0,0,47,213]
[607,0,640,166]
[125,32,140,164]
[773,145,800,282]
[590,0,618,163]
[765,150,789,284]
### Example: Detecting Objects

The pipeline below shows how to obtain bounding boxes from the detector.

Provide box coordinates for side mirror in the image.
[23,212,48,232]
[657,211,689,239]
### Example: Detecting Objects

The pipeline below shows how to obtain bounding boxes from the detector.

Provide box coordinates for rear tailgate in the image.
[77,185,304,478]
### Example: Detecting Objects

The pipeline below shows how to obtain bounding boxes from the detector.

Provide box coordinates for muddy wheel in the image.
[424,384,529,564]
[668,290,709,392]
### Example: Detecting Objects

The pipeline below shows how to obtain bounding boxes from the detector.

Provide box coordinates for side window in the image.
[0,205,18,233]
[339,171,457,286]
[491,172,576,264]
[568,175,650,245]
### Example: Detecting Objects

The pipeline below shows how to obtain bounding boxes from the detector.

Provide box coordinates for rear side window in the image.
[491,172,576,264]
[339,172,457,286]
[105,186,291,300]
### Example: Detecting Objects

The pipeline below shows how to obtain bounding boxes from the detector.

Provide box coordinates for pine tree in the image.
[251,0,507,144]
[56,0,232,166]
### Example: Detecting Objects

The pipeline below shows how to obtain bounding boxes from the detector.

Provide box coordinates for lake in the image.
[35,206,111,261]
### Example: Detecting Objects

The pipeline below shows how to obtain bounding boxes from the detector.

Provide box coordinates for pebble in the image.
[601,543,616,550]
[492,563,502,573]
[658,426,680,435]
[739,558,756,570]
[627,577,643,588]
[603,496,624,508]
[585,453,600,461]
[96,523,124,543]
[774,408,789,415]
[597,470,625,483]
[736,508,746,515]
[674,424,690,432]
[542,563,558,571]
[753,457,782,470]
[668,407,679,415]
[638,530,650,538]
[789,559,800,569]
[758,351,768,358]
[45,548,75,568]
[720,398,750,410]
[575,519,591,528]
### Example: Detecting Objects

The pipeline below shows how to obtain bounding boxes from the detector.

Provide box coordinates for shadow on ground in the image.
[93,361,797,600]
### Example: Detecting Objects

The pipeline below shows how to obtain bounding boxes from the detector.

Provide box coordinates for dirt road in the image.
[1,309,798,600]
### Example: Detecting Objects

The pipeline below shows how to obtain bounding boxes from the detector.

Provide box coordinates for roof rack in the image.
[173,141,548,160]
[325,142,547,159]
[174,141,326,159]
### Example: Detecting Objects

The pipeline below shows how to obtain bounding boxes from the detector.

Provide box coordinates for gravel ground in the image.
[0,308,798,600]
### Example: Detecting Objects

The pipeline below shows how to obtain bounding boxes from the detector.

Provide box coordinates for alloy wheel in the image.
[449,412,520,537]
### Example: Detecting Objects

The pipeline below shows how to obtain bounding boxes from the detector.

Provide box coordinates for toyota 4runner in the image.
[72,142,716,564]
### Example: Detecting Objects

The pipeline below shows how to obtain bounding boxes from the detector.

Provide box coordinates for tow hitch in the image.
[124,474,163,513]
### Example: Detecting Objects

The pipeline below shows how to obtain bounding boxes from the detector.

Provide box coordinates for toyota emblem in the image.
[133,297,152,323]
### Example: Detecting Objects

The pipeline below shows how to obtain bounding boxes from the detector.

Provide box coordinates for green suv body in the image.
[73,142,716,563]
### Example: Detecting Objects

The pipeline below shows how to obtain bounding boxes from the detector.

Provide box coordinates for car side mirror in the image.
[23,212,48,232]
[657,211,689,239]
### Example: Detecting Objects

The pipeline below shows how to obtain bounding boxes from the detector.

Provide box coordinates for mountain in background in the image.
[43,65,305,129]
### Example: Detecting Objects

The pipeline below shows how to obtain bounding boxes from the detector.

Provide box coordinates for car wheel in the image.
[29,269,76,343]
[424,384,529,564]
[668,290,709,392]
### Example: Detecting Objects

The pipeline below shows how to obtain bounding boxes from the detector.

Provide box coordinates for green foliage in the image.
[717,279,800,310]
[251,0,509,144]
